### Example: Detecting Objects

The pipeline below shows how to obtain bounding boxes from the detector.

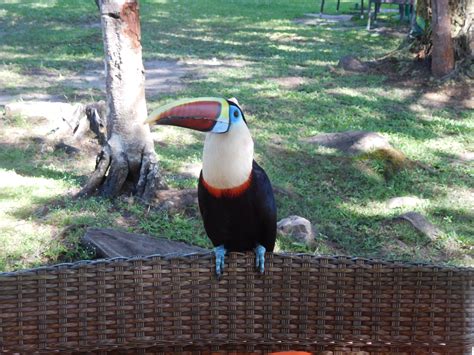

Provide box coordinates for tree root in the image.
[136,149,164,202]
[101,147,128,198]
[77,146,112,198]
[77,144,167,202]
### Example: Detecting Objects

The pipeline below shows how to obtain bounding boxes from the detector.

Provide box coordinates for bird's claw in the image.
[214,245,226,277]
[255,244,266,274]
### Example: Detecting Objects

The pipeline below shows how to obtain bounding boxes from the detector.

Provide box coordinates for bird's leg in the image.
[213,245,227,277]
[254,244,266,273]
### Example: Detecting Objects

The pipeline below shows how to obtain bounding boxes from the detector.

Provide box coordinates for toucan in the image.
[146,97,276,276]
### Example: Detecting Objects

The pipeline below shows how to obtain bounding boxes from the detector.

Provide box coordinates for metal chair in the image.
[320,0,366,19]
[366,0,414,29]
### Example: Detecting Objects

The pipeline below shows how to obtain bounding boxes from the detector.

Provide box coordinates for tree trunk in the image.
[431,0,455,77]
[79,0,165,201]
[416,0,472,64]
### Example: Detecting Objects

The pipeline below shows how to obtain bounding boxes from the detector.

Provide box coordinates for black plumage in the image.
[198,161,276,253]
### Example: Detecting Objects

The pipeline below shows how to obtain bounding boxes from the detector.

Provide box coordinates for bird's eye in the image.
[233,110,239,118]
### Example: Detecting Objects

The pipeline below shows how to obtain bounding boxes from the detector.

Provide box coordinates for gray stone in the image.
[387,196,424,209]
[305,130,392,155]
[82,228,207,258]
[277,215,316,247]
[54,142,80,155]
[394,212,441,242]
[338,56,369,72]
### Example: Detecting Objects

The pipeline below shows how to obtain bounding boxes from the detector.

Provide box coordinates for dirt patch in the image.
[362,57,473,111]
[65,60,192,96]
[417,85,474,110]
[0,58,254,106]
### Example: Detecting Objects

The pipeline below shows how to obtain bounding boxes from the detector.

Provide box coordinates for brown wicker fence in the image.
[0,253,473,354]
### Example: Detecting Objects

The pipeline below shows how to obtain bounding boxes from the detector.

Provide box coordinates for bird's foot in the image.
[213,245,227,277]
[254,244,266,274]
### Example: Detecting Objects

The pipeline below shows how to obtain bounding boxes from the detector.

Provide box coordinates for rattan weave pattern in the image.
[0,253,472,354]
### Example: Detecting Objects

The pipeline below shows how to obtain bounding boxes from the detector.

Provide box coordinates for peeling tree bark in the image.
[80,0,166,201]
[431,0,455,77]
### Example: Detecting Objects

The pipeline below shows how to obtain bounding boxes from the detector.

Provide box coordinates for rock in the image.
[54,142,80,155]
[393,212,441,242]
[31,136,45,144]
[82,228,207,258]
[338,55,369,72]
[386,196,424,209]
[277,215,316,247]
[304,130,392,155]
[304,131,410,179]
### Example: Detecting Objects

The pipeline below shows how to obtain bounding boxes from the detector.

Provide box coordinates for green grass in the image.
[0,0,472,271]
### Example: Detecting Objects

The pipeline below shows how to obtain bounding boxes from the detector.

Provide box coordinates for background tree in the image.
[431,0,455,76]
[80,0,165,201]
[416,0,472,77]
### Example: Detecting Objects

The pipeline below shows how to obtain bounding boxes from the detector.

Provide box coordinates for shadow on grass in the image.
[264,141,471,261]
[1,0,471,267]
[1,0,391,70]
[0,143,85,183]
[430,208,474,240]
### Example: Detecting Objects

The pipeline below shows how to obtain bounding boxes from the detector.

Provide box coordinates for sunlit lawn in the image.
[0,0,472,271]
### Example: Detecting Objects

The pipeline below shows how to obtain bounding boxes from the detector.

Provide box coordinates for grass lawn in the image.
[0,0,472,272]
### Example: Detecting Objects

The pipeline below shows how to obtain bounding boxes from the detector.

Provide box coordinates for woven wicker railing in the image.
[0,253,472,354]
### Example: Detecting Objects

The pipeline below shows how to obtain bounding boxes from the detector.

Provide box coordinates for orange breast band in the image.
[202,173,252,198]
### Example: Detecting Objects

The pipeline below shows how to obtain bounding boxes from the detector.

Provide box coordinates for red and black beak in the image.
[145,97,231,133]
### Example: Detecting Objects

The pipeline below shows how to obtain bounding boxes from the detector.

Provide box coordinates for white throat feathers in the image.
[202,120,254,189]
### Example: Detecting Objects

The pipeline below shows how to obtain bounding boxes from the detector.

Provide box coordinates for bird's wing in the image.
[198,170,226,247]
[252,161,277,251]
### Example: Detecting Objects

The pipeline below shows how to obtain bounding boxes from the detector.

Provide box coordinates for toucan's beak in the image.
[145,97,230,133]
